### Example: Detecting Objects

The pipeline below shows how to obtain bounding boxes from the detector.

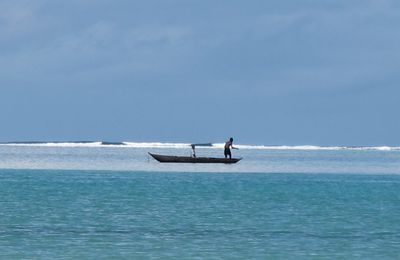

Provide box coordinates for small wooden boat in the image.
[149,153,241,164]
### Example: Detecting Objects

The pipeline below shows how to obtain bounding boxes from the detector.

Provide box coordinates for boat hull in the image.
[149,153,241,164]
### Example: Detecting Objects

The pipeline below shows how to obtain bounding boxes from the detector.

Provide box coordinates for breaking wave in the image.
[0,141,399,151]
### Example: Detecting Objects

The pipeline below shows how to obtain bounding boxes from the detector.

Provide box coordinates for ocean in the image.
[0,142,400,258]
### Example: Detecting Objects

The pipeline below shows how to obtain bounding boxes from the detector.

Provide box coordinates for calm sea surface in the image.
[0,144,400,258]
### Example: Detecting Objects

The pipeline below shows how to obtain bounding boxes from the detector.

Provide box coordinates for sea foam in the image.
[0,141,399,151]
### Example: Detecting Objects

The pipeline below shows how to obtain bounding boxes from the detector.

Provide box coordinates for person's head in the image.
[230,137,233,142]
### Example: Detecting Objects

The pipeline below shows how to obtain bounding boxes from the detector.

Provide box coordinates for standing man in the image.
[224,137,238,159]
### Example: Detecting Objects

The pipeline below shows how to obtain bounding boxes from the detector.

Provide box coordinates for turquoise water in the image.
[2,170,400,258]
[1,144,400,258]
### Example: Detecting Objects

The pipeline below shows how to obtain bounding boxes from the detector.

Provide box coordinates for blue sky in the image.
[1,0,399,145]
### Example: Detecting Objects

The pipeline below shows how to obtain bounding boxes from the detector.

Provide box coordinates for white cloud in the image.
[1,0,400,93]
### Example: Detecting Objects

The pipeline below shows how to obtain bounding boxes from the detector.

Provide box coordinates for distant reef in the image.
[101,141,126,146]
[0,141,126,146]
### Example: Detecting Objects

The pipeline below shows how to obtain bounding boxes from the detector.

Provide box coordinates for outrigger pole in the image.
[190,143,212,158]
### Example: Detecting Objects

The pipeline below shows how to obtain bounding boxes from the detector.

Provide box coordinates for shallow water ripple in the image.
[0,170,400,258]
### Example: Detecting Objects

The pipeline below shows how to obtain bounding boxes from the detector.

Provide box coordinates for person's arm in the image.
[232,144,239,150]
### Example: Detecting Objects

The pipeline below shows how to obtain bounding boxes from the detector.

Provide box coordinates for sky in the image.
[1,0,400,146]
